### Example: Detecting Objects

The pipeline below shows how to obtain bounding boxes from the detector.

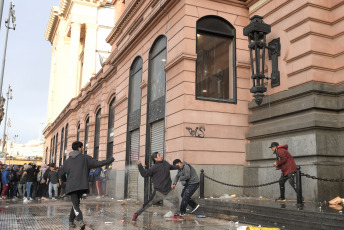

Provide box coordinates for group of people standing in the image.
[0,162,67,202]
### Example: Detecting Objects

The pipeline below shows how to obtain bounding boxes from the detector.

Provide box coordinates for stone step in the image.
[196,199,344,230]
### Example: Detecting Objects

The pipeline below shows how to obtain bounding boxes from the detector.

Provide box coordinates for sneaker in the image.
[191,204,200,213]
[23,199,29,203]
[42,197,46,200]
[179,213,186,216]
[132,213,139,222]
[96,196,101,199]
[173,214,184,220]
[275,197,286,202]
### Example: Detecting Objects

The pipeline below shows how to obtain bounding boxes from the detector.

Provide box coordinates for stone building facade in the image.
[43,0,344,202]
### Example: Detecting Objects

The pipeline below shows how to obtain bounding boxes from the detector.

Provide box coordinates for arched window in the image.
[94,109,101,159]
[145,35,167,201]
[107,98,115,160]
[196,16,236,103]
[84,117,89,155]
[64,124,68,162]
[60,128,64,166]
[77,123,80,141]
[54,133,58,163]
[45,147,48,164]
[125,57,143,199]
[50,139,53,163]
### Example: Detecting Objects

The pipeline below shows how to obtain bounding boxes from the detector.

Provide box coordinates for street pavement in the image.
[0,196,248,230]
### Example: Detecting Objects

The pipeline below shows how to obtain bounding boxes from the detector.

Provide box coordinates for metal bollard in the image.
[296,166,303,205]
[200,169,204,199]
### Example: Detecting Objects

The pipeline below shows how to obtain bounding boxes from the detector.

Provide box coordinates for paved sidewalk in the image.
[0,196,247,230]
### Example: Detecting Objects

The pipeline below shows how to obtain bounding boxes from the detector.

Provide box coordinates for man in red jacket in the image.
[270,142,297,201]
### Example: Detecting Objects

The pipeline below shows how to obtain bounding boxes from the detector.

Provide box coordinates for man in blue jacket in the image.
[132,152,181,222]
[1,165,11,199]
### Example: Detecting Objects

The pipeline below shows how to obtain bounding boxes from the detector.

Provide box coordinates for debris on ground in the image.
[219,194,231,199]
[163,211,173,218]
[329,196,343,205]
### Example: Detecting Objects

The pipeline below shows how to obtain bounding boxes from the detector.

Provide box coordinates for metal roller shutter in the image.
[150,120,165,157]
[128,129,140,200]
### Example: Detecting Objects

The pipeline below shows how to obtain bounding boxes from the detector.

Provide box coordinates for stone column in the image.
[81,23,97,88]
[68,22,81,98]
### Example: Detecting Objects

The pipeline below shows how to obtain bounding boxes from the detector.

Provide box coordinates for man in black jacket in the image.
[132,152,181,222]
[59,141,114,228]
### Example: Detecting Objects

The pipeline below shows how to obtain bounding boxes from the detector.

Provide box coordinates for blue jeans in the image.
[49,183,58,198]
[180,183,199,213]
[12,182,18,197]
[26,182,32,200]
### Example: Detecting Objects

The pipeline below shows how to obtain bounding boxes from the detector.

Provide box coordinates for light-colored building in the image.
[44,0,344,202]
[7,139,44,158]
[45,0,114,125]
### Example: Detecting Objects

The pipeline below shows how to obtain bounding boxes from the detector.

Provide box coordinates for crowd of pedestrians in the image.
[0,159,111,203]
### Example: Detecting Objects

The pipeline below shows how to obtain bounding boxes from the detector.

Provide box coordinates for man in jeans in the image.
[59,141,114,228]
[46,166,59,200]
[132,152,181,222]
[172,159,200,215]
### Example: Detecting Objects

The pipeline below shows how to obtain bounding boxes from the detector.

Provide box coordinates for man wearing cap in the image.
[132,152,181,222]
[269,142,297,201]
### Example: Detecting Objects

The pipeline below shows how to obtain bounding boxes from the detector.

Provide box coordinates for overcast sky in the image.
[0,0,59,144]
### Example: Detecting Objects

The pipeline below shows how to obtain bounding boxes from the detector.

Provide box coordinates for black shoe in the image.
[275,197,286,202]
[69,222,76,228]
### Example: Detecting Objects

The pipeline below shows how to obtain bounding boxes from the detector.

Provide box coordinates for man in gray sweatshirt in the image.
[172,159,200,215]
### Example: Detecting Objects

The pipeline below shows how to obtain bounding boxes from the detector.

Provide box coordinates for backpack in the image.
[37,171,42,183]
[43,168,50,180]
[100,170,105,179]
[19,172,27,184]
[8,171,14,182]
[89,170,95,182]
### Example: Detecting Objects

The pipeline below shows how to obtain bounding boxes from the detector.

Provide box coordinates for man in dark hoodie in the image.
[59,141,114,229]
[132,152,181,222]
[172,159,200,216]
[270,142,297,201]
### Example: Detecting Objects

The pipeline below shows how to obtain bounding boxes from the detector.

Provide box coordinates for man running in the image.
[132,152,181,221]
[59,141,114,228]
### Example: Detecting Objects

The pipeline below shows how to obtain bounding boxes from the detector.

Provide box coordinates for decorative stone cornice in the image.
[106,0,144,45]
[164,52,197,71]
[45,7,59,43]
[45,0,108,44]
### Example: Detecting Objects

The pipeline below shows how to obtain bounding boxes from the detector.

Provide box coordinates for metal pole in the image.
[200,169,204,199]
[0,0,4,30]
[2,85,9,163]
[296,166,303,206]
[0,2,13,99]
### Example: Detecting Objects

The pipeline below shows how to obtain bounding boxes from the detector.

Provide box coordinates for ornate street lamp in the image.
[243,15,280,105]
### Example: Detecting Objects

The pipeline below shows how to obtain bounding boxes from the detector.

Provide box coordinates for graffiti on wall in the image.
[185,126,205,138]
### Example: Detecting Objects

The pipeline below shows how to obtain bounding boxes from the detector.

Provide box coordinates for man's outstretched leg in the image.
[132,190,160,221]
